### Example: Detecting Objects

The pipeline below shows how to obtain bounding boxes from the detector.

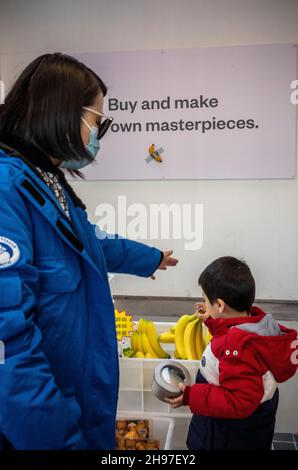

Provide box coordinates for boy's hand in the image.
[164,383,186,408]
[195,303,210,322]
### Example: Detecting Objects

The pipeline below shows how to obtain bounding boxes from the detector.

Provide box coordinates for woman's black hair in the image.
[199,256,255,312]
[0,52,107,174]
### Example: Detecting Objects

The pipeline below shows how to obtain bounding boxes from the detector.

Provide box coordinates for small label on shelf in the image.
[115,309,135,341]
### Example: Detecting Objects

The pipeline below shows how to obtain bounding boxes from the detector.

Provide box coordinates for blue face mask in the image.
[86,126,101,158]
[60,122,101,170]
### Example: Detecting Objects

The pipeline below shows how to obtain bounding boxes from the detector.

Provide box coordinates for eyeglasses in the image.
[83,106,113,140]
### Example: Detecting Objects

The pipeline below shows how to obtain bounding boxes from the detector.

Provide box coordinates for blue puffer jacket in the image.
[0,148,161,450]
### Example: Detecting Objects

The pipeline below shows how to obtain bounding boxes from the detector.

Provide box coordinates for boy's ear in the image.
[217,298,226,314]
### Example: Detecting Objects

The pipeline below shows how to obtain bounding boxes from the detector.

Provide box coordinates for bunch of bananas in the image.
[158,314,212,360]
[122,315,212,360]
[124,318,171,359]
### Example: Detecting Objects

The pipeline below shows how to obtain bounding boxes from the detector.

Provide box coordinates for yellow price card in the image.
[115,309,135,341]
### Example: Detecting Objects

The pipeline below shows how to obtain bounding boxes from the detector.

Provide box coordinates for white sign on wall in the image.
[75,44,296,180]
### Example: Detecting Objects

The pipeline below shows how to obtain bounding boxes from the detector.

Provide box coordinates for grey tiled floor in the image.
[272,433,298,450]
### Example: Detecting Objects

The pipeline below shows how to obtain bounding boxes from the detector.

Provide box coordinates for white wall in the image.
[1,0,298,300]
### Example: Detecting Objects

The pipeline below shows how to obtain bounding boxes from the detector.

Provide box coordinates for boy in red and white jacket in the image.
[166,257,298,450]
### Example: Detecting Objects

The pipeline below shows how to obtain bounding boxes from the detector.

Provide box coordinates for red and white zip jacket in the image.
[183,307,298,419]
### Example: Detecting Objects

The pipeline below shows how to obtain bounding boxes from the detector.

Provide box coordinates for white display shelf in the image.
[118,322,201,419]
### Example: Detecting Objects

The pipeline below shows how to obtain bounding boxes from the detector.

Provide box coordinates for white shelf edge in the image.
[120,388,153,392]
[117,409,192,419]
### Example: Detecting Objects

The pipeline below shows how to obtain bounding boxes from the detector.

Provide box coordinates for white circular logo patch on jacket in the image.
[0,237,20,269]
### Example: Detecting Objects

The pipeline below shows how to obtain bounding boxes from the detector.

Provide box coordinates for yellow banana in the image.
[130,331,138,352]
[146,321,170,358]
[141,333,158,358]
[158,331,176,343]
[175,314,197,359]
[170,326,176,334]
[203,327,213,348]
[145,352,155,358]
[135,351,145,358]
[174,349,181,359]
[184,319,199,360]
[195,320,204,359]
[137,318,147,333]
[149,144,155,155]
[136,332,145,354]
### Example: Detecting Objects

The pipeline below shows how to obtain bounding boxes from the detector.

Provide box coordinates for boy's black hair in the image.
[0,53,107,176]
[199,256,255,312]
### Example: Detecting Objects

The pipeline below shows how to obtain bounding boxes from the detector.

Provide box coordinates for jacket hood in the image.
[0,142,86,210]
[205,306,298,383]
